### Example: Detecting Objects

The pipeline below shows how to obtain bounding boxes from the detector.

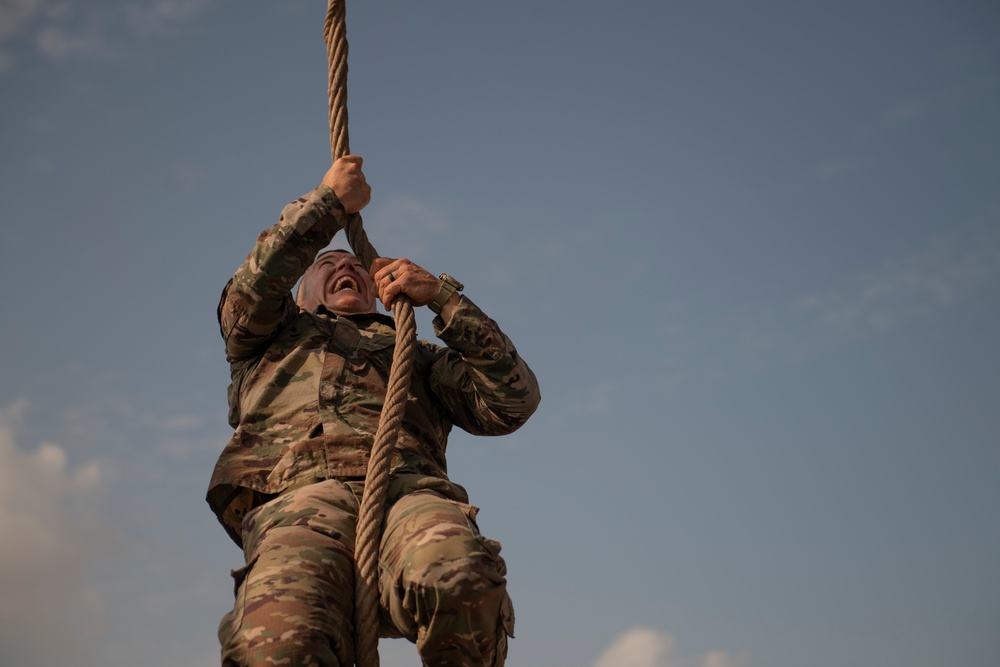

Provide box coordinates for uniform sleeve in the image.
[428,295,541,436]
[218,186,346,361]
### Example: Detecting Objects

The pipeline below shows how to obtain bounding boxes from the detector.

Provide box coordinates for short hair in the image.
[296,249,356,302]
[317,248,353,259]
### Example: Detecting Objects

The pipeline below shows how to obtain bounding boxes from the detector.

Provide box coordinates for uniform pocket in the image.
[458,501,516,665]
[454,501,516,646]
[492,591,516,667]
[358,333,395,379]
[217,554,259,647]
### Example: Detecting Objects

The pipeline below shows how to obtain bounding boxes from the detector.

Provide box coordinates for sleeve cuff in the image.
[433,295,507,362]
[280,185,345,237]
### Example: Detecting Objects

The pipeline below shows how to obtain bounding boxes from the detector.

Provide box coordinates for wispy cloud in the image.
[0,0,41,42]
[36,20,112,61]
[793,221,1000,339]
[817,67,998,179]
[883,72,998,129]
[125,0,214,36]
[0,0,218,72]
[650,213,1000,386]
[594,627,746,667]
[0,0,41,71]
[168,159,210,193]
[0,399,117,665]
[352,192,453,261]
[546,381,617,431]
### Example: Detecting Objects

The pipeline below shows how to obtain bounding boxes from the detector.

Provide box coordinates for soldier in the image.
[207,154,541,667]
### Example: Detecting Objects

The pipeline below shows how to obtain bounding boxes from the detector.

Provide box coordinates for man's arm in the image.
[219,156,371,361]
[364,256,540,434]
[428,295,540,436]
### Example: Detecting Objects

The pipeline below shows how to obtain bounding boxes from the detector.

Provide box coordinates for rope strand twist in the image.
[325,2,418,665]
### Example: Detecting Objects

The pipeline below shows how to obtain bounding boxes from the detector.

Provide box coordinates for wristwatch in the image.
[428,273,464,314]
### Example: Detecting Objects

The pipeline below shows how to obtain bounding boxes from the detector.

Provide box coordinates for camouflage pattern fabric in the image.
[219,475,514,667]
[210,186,539,665]
[208,185,540,547]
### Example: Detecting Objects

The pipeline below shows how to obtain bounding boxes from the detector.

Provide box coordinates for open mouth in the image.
[330,275,359,293]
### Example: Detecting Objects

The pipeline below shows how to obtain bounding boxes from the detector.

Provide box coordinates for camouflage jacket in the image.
[207,185,540,545]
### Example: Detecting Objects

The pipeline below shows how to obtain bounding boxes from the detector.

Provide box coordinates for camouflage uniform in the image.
[208,185,540,666]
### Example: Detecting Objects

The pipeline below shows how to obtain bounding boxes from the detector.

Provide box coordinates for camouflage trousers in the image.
[218,476,514,666]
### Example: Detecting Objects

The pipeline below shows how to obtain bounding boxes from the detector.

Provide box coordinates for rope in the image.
[324,2,419,665]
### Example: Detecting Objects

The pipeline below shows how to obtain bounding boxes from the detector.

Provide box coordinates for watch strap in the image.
[429,273,463,314]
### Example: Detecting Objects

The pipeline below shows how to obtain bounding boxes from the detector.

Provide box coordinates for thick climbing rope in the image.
[324,2,418,665]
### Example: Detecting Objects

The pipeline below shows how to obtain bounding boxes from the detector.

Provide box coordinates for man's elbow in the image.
[485,384,540,436]
[507,367,541,429]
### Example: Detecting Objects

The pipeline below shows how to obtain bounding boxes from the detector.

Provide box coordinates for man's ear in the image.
[294,270,310,308]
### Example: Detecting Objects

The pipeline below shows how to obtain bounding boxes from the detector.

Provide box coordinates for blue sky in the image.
[1,1,998,666]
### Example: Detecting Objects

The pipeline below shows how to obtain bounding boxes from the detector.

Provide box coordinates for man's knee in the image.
[382,492,515,662]
[405,550,506,603]
[400,553,514,666]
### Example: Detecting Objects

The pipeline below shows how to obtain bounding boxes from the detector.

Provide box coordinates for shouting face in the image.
[296,251,376,315]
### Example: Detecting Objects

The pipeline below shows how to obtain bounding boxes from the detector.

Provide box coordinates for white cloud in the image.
[0,0,218,72]
[0,0,41,41]
[819,69,997,177]
[0,1,113,64]
[36,21,111,61]
[0,399,116,665]
[594,627,673,667]
[125,0,214,36]
[594,627,747,667]
[794,221,1000,338]
[646,213,1000,393]
[0,0,41,70]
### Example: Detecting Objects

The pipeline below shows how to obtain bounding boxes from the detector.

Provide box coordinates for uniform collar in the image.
[315,305,396,329]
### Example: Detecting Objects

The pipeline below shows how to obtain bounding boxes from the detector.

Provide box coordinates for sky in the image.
[1,1,998,666]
